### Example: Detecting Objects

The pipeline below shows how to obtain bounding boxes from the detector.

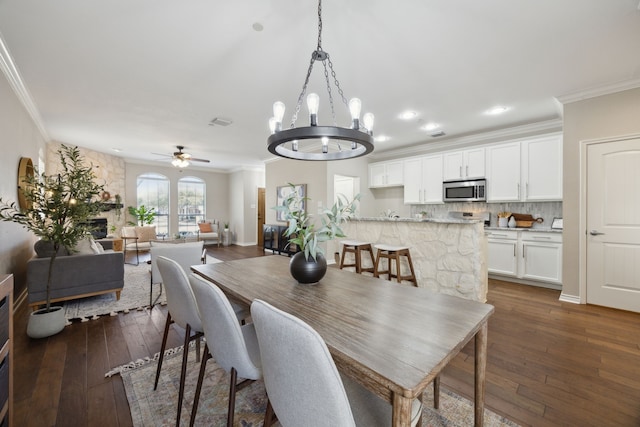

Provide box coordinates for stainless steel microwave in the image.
[443,179,486,202]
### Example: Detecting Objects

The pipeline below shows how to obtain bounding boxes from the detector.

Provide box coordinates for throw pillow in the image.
[73,236,97,255]
[135,226,157,242]
[198,222,213,233]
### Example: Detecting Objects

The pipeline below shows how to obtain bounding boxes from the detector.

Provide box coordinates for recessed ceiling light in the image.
[399,110,418,120]
[374,135,390,143]
[421,122,440,131]
[485,106,510,115]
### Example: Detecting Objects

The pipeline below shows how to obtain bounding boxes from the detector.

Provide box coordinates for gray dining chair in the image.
[251,299,424,427]
[188,273,262,427]
[154,256,205,426]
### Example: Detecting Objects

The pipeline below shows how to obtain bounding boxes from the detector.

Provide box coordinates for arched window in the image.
[177,176,205,237]
[136,173,170,236]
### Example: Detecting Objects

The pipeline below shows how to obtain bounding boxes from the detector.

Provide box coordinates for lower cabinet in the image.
[0,275,12,427]
[262,224,298,256]
[487,230,562,288]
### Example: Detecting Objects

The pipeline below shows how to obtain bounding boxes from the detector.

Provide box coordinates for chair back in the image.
[150,241,204,284]
[156,256,202,331]
[188,274,261,380]
[121,226,136,238]
[250,299,356,427]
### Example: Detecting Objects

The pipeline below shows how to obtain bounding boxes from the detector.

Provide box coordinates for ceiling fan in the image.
[153,145,211,168]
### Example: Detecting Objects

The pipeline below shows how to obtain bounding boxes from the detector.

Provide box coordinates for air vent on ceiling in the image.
[430,131,446,137]
[209,117,233,127]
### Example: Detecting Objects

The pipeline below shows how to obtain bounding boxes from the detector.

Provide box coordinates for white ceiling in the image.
[1,0,639,171]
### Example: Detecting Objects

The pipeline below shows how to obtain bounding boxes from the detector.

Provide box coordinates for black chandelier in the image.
[267,0,374,161]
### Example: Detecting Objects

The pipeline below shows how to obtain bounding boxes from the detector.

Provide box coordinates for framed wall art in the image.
[276,184,306,222]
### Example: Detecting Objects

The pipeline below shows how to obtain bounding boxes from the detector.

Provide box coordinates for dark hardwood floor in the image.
[12,245,640,426]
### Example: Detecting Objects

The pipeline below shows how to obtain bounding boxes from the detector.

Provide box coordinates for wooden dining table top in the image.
[191,255,494,403]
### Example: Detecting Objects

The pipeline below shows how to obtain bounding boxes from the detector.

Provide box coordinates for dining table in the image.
[191,255,494,427]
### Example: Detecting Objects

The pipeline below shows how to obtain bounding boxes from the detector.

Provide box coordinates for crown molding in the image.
[0,31,50,141]
[370,118,563,160]
[556,78,640,105]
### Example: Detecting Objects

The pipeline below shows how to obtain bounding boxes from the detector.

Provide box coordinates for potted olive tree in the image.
[273,183,360,284]
[0,145,104,338]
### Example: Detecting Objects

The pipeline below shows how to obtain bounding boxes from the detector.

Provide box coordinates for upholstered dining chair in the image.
[149,240,206,307]
[251,299,424,427]
[154,256,205,426]
[188,274,262,427]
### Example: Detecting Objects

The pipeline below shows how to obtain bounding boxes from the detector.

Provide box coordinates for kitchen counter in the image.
[338,217,487,302]
[485,226,562,233]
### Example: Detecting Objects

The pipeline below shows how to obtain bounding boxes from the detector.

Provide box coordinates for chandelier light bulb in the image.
[269,117,277,134]
[363,113,374,134]
[322,136,329,153]
[292,140,298,151]
[273,102,285,131]
[307,93,320,126]
[349,98,362,129]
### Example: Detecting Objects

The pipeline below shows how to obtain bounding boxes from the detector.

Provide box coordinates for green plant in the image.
[114,194,122,220]
[127,205,156,226]
[273,183,360,261]
[0,145,104,312]
[224,221,229,229]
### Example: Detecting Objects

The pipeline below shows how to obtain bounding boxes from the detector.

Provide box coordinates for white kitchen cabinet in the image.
[519,232,562,284]
[521,135,563,201]
[368,160,403,188]
[487,230,518,276]
[486,142,521,202]
[403,154,443,204]
[487,229,562,287]
[486,135,562,202]
[443,147,485,181]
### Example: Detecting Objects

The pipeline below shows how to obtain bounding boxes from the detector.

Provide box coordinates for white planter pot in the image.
[27,306,66,339]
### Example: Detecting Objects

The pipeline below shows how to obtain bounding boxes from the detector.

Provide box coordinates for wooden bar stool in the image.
[373,244,418,286]
[339,240,375,274]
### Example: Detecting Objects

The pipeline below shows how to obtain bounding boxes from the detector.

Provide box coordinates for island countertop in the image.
[338,217,487,302]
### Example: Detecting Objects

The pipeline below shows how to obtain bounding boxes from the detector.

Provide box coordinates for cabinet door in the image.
[369,163,387,187]
[443,151,464,181]
[486,142,521,202]
[403,157,423,203]
[464,147,485,179]
[487,239,518,276]
[422,154,443,203]
[385,161,404,186]
[522,136,562,201]
[520,241,562,284]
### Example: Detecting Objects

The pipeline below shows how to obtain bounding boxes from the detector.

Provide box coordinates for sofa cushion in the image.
[73,237,97,255]
[135,225,157,243]
[34,240,69,258]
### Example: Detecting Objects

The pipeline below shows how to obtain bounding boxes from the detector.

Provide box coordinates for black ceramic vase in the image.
[289,251,327,284]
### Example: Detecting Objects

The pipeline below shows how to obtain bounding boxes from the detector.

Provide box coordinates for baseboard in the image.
[559,293,581,304]
[14,288,28,311]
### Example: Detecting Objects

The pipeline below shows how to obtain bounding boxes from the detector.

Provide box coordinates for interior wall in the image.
[125,162,230,237]
[0,72,47,299]
[562,87,640,299]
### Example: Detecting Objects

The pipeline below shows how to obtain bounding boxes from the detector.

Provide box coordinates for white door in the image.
[586,138,640,312]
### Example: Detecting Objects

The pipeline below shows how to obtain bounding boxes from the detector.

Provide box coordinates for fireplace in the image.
[87,218,108,239]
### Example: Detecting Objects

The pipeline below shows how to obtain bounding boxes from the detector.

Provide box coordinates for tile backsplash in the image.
[410,201,562,229]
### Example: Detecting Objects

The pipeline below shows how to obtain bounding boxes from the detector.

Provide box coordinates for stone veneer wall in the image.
[46,141,126,235]
[341,219,487,302]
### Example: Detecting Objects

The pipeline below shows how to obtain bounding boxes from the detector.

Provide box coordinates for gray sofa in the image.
[26,251,124,309]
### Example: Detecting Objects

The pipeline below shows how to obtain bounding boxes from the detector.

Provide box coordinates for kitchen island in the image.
[339,217,487,302]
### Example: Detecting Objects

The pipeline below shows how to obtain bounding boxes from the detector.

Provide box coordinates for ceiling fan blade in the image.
[189,158,210,163]
[152,152,172,158]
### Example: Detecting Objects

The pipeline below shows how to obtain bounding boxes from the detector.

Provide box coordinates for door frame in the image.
[579,133,640,304]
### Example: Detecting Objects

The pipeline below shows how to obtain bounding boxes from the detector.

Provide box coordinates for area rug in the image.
[63,256,223,323]
[107,344,520,427]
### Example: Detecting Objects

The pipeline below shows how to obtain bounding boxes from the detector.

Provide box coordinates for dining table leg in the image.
[474,321,488,427]
[392,392,413,427]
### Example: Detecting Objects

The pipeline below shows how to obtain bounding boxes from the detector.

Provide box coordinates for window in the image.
[136,173,169,236]
[177,176,205,237]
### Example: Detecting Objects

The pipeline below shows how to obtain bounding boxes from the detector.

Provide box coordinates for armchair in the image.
[121,225,156,265]
[196,219,220,246]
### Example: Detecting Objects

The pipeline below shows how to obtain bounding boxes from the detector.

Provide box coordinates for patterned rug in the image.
[63,256,222,323]
[106,344,520,427]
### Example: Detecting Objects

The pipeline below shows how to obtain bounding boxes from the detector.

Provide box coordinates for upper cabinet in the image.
[486,134,562,202]
[403,154,443,204]
[443,147,485,181]
[368,160,404,188]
